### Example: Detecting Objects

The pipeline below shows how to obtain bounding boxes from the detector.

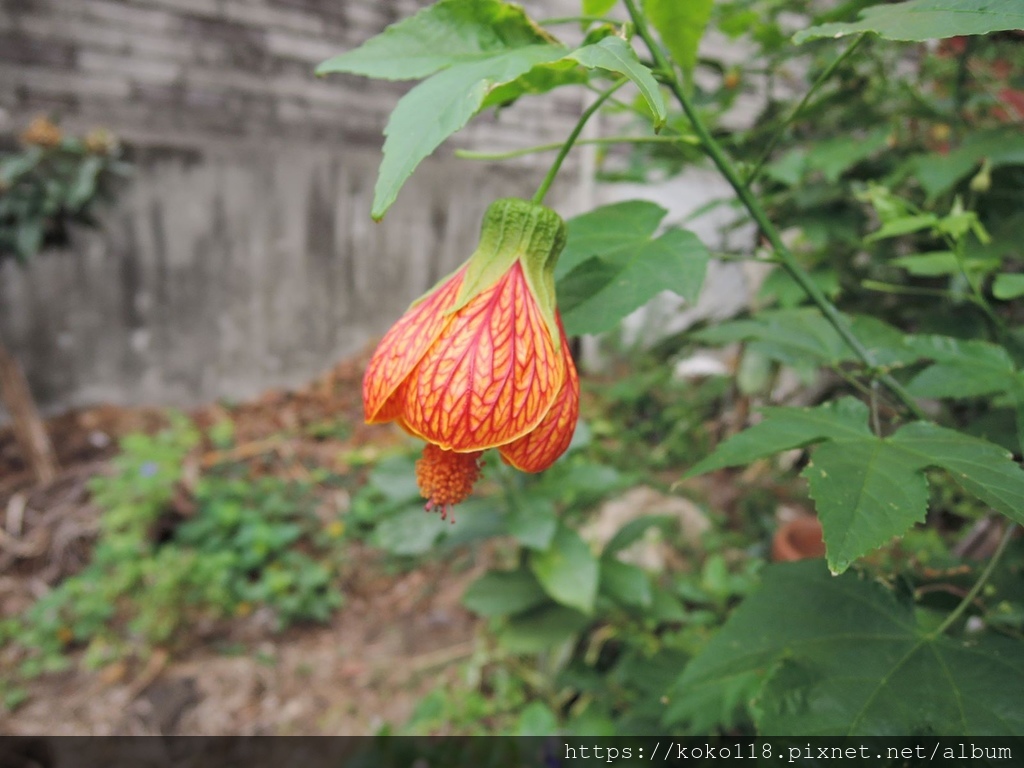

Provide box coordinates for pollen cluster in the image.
[415,444,483,521]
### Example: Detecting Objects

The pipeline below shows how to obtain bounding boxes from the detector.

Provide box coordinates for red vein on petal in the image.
[499,318,579,472]
[363,268,465,423]
[401,262,564,451]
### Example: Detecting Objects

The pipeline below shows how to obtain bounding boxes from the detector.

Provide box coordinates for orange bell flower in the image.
[363,198,579,519]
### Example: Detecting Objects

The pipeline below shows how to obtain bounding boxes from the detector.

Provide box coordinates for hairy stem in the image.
[622,0,927,421]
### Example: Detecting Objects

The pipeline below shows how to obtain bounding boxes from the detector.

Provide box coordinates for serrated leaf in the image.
[643,0,713,74]
[993,273,1024,300]
[462,568,548,617]
[565,36,666,127]
[530,524,600,614]
[373,45,567,219]
[556,201,708,336]
[558,228,708,335]
[694,399,1024,571]
[315,0,556,80]
[668,561,1024,735]
[803,439,929,573]
[687,398,872,477]
[890,422,1024,528]
[795,0,1024,43]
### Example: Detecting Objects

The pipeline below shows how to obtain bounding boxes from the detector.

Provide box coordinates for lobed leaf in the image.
[668,561,1024,735]
[556,200,708,336]
[691,399,1024,571]
[795,0,1024,43]
[564,36,667,127]
[372,45,567,219]
[315,0,555,80]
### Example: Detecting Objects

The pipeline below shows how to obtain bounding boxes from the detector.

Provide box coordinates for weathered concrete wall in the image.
[0,0,584,412]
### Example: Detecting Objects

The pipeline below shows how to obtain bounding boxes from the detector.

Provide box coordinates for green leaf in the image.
[767,129,890,186]
[498,603,590,653]
[642,0,714,74]
[795,0,1024,43]
[993,273,1024,301]
[892,250,977,277]
[557,200,667,277]
[693,308,911,369]
[67,155,103,210]
[865,213,938,242]
[668,561,1024,735]
[688,398,872,477]
[507,498,558,550]
[370,507,447,555]
[481,59,588,109]
[890,422,1024,528]
[905,336,1016,398]
[15,219,45,262]
[600,558,652,608]
[0,147,42,185]
[564,36,666,127]
[803,438,929,574]
[582,0,617,16]
[515,701,559,736]
[603,514,676,556]
[556,201,708,336]
[530,524,600,614]
[693,399,1024,571]
[373,45,567,219]
[462,568,548,617]
[314,0,556,80]
[906,127,1024,200]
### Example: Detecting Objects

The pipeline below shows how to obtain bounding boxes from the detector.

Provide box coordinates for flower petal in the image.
[400,261,565,451]
[499,318,579,472]
[363,267,465,423]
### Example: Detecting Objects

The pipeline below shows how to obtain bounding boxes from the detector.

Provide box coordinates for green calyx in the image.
[450,197,567,338]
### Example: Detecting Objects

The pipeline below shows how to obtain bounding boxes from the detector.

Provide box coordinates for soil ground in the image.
[0,354,485,735]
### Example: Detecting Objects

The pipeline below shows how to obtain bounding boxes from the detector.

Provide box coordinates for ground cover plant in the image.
[318,0,1024,737]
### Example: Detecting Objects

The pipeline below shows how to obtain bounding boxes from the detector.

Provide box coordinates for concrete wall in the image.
[0,0,584,411]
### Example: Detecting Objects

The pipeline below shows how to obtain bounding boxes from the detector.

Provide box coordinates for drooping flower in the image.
[363,198,579,519]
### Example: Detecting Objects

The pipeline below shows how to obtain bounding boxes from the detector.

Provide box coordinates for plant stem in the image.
[931,524,1017,638]
[458,134,697,161]
[746,34,867,186]
[540,15,621,26]
[532,78,627,206]
[622,0,927,421]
